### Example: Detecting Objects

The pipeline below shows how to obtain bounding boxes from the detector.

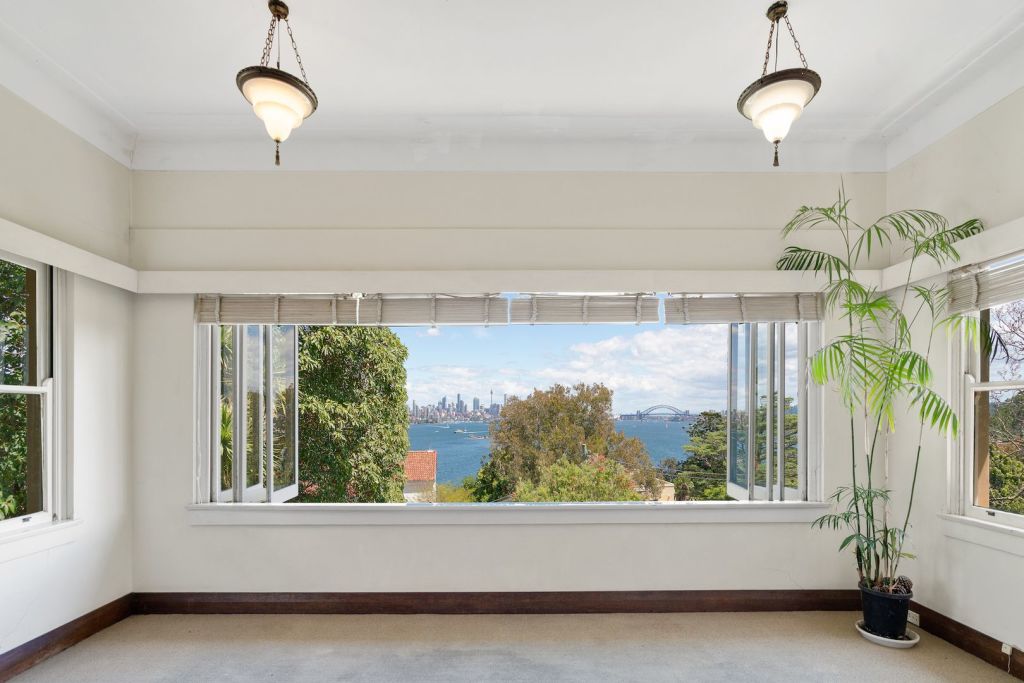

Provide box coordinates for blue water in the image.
[409,420,692,484]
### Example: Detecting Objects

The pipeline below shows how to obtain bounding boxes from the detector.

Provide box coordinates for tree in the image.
[297,326,409,503]
[0,260,31,520]
[478,383,660,501]
[514,456,643,502]
[674,416,729,501]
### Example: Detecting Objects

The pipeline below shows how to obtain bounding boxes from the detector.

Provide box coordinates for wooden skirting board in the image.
[1,591,1020,681]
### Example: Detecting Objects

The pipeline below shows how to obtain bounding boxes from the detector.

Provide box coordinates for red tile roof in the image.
[404,450,437,482]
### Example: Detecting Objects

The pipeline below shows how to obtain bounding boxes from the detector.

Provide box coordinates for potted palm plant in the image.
[777,188,986,644]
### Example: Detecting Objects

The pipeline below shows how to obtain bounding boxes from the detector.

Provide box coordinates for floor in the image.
[15,612,1014,682]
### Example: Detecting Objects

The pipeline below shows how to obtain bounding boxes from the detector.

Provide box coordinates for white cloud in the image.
[405,325,730,413]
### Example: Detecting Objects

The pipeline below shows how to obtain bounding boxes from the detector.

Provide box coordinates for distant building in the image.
[472,397,481,411]
[403,450,437,502]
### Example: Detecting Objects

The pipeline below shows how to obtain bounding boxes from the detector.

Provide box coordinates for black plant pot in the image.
[860,584,912,640]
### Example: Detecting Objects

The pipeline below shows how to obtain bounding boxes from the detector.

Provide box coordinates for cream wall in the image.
[131,293,851,592]
[0,86,130,264]
[885,88,1024,649]
[129,171,886,272]
[0,276,134,653]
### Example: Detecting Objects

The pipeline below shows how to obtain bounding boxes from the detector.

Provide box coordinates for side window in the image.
[0,255,53,529]
[970,302,1024,524]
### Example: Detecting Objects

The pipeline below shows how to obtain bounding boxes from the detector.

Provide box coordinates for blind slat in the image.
[508,295,659,324]
[948,256,1024,313]
[664,294,821,323]
[196,295,506,325]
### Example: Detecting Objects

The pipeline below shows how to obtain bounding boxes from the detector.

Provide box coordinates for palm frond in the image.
[912,218,984,265]
[906,385,958,435]
[776,246,850,282]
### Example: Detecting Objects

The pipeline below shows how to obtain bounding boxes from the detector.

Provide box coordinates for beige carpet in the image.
[15,611,1013,682]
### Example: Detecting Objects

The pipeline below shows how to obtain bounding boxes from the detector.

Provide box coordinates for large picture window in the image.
[0,253,55,531]
[195,293,819,506]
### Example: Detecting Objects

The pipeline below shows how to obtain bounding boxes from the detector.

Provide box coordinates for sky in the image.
[391,322,731,415]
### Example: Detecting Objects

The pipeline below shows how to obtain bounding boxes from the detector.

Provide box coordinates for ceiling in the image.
[2,0,1024,171]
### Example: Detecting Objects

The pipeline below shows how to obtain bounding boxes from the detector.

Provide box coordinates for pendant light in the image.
[737,1,820,167]
[236,0,318,166]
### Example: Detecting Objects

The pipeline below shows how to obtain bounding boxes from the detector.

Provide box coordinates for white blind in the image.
[948,256,1024,313]
[196,295,507,326]
[664,294,821,323]
[508,295,659,324]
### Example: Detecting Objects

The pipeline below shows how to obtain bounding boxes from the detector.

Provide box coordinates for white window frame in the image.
[958,313,1024,530]
[193,315,824,511]
[195,324,299,504]
[726,321,820,502]
[0,252,66,537]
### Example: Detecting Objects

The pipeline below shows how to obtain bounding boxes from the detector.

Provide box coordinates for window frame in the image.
[193,315,824,509]
[195,324,299,505]
[0,251,63,537]
[726,321,819,502]
[961,330,1024,530]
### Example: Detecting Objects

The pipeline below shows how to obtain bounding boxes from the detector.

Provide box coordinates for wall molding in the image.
[4,592,1022,681]
[0,594,132,682]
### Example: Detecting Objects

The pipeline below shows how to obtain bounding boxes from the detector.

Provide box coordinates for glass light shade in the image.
[737,68,820,143]
[236,66,317,143]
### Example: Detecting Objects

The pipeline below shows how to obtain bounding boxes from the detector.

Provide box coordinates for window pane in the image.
[754,323,768,488]
[218,326,234,494]
[783,322,799,490]
[0,393,44,520]
[245,325,264,490]
[729,323,749,490]
[272,325,297,493]
[984,302,1024,382]
[974,388,1024,516]
[0,260,36,386]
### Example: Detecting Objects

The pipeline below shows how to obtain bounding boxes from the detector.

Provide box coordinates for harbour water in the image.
[409,420,692,484]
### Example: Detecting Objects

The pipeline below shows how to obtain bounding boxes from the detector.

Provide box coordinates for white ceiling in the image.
[2,0,1024,171]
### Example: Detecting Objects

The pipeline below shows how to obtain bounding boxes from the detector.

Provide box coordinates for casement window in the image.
[196,324,299,503]
[950,256,1024,529]
[0,253,63,533]
[194,292,821,506]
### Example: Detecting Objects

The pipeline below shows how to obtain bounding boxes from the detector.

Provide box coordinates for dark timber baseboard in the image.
[0,594,132,682]
[3,592,1022,681]
[911,601,1023,680]
[131,589,860,615]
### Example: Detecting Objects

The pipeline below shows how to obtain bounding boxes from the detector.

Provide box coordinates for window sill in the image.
[0,519,83,564]
[186,501,829,526]
[939,513,1024,558]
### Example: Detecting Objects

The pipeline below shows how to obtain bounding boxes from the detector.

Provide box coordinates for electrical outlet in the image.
[907,610,920,626]
[1002,643,1013,656]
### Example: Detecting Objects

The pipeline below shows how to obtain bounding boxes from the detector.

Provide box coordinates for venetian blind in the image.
[508,295,659,324]
[664,294,821,323]
[948,255,1024,313]
[195,295,507,325]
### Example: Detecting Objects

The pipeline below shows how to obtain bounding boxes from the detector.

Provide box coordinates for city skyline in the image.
[391,322,733,414]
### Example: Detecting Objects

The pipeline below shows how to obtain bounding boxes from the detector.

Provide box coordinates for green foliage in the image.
[0,260,31,520]
[476,383,659,501]
[436,478,477,503]
[514,457,643,502]
[674,412,729,501]
[985,390,1024,514]
[779,185,983,589]
[296,326,410,503]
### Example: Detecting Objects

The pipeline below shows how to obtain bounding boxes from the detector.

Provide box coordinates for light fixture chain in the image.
[284,20,309,85]
[761,20,776,77]
[260,17,278,68]
[783,16,808,68]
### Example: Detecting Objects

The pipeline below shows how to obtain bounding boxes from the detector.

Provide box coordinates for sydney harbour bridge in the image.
[618,405,692,422]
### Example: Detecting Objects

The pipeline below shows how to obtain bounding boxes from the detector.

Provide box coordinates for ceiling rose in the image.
[236,0,318,166]
[737,1,820,167]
